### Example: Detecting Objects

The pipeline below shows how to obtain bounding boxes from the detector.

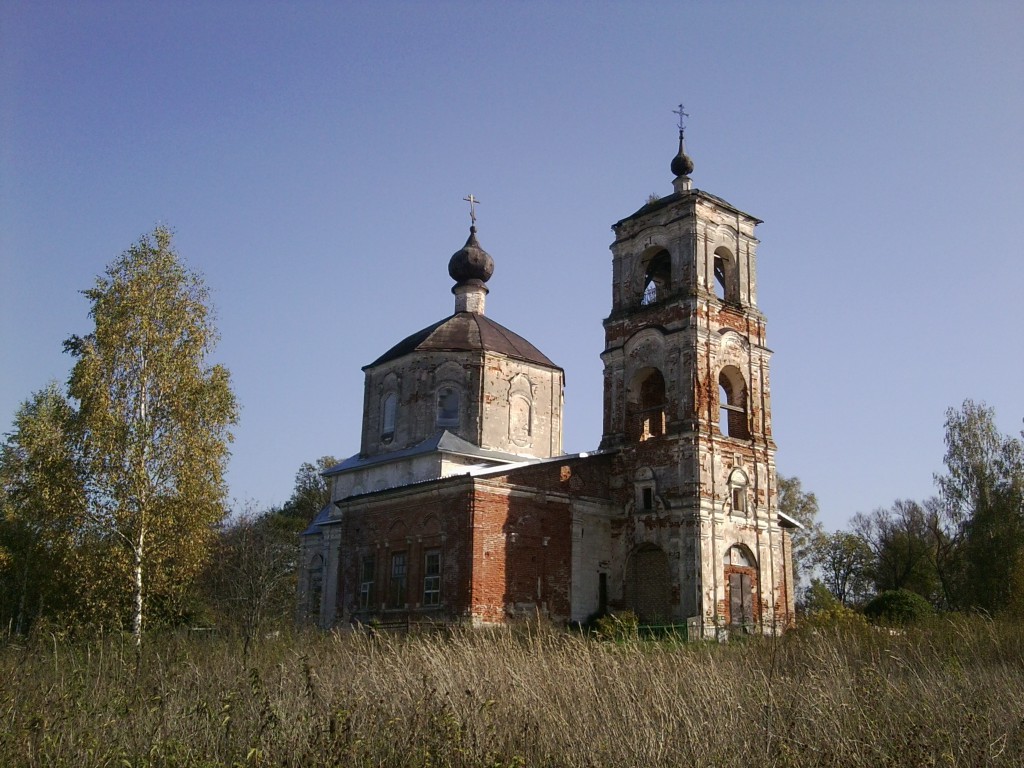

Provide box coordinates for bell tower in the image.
[601,110,792,635]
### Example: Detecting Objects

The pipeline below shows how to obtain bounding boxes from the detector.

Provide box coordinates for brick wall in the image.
[471,483,574,622]
[336,479,476,626]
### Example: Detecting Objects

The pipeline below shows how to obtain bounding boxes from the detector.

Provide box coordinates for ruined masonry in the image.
[298,130,799,636]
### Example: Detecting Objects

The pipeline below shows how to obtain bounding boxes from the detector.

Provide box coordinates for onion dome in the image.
[448,226,494,285]
[671,130,694,178]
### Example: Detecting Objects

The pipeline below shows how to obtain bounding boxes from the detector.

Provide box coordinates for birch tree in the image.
[935,400,1024,613]
[0,384,84,634]
[777,475,825,591]
[64,227,237,643]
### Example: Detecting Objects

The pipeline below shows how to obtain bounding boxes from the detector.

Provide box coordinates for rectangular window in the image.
[436,387,460,426]
[642,487,654,511]
[732,487,746,514]
[359,554,375,610]
[389,552,407,607]
[423,549,441,607]
[381,394,396,441]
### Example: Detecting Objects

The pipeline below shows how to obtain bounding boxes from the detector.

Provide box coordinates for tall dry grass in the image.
[2,616,1022,766]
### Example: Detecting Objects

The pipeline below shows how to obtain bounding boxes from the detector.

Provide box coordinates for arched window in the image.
[728,469,749,516]
[381,392,397,442]
[627,367,667,442]
[725,545,754,567]
[718,366,750,439]
[640,249,671,306]
[713,246,739,304]
[436,386,460,426]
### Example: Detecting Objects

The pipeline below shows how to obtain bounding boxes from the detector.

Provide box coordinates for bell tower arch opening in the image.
[713,246,739,304]
[627,367,667,442]
[718,365,750,440]
[640,248,671,306]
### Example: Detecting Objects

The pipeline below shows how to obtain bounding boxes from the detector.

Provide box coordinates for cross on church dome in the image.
[671,103,695,179]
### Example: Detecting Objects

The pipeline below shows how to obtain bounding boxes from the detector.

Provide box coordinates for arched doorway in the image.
[624,544,671,623]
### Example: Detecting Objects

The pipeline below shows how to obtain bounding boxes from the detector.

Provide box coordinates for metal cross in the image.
[673,103,689,134]
[463,194,480,225]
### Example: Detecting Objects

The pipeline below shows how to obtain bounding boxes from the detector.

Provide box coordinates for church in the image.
[298,123,799,637]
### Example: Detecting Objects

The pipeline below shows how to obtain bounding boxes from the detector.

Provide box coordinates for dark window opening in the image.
[713,247,739,304]
[389,552,407,607]
[436,387,460,426]
[732,486,746,515]
[641,250,671,306]
[642,487,654,511]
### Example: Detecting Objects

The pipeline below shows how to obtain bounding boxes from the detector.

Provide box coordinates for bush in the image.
[864,589,933,624]
[594,611,639,640]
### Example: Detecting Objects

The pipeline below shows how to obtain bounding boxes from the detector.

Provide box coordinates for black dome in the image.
[671,148,694,177]
[448,226,494,284]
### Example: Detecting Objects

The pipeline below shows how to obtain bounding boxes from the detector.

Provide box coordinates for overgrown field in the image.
[2,617,1022,767]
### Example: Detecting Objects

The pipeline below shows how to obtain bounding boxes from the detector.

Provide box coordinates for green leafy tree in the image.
[935,400,1024,613]
[0,384,84,633]
[279,455,338,525]
[63,227,237,643]
[863,588,933,625]
[811,530,873,606]
[851,499,940,602]
[777,474,825,590]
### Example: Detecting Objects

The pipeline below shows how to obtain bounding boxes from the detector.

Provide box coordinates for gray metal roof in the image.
[300,503,334,536]
[321,430,528,477]
[613,187,762,230]
[363,312,560,370]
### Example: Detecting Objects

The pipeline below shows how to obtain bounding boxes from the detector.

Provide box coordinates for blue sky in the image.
[2,1,1021,530]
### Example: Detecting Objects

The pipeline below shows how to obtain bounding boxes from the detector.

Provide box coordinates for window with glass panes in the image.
[359,554,375,610]
[423,549,441,606]
[389,552,407,607]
